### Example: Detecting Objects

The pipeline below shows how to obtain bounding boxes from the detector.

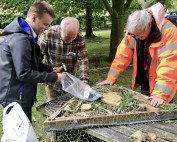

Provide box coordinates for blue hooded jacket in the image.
[0,17,57,106]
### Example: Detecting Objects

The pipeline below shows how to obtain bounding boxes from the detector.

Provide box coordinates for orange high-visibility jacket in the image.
[107,3,177,102]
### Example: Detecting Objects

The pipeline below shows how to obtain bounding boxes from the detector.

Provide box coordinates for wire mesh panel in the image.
[38,86,177,142]
[37,92,72,116]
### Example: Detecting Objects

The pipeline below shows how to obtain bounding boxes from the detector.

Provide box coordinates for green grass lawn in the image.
[0,29,177,141]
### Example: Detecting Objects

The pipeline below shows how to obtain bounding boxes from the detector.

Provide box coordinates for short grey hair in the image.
[126,10,152,34]
[60,17,80,33]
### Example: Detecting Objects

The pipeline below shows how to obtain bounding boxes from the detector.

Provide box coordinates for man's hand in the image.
[56,73,66,81]
[97,80,113,88]
[148,96,164,107]
[53,66,63,73]
[83,80,89,84]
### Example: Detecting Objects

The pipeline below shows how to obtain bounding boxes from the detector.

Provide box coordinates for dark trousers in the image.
[141,80,150,96]
[21,105,32,122]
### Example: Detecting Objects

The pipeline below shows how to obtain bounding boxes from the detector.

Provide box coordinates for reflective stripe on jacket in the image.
[107,19,177,102]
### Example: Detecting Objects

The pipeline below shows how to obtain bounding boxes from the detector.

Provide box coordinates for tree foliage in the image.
[138,0,174,8]
[101,0,142,60]
[47,0,106,37]
[0,0,106,37]
[0,0,35,28]
[1,0,177,58]
[102,0,177,60]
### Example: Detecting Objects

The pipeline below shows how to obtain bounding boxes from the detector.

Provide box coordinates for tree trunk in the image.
[109,0,124,61]
[109,15,119,60]
[110,16,125,60]
[85,6,95,38]
[101,0,133,61]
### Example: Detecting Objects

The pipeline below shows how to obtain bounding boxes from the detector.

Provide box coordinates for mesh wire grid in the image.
[38,86,177,142]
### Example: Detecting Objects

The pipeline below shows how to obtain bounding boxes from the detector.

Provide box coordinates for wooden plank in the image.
[46,131,57,142]
[86,124,168,142]
[86,127,130,142]
[48,98,75,120]
[148,120,177,135]
[129,123,177,141]
[110,125,164,142]
[44,109,177,131]
[110,125,138,136]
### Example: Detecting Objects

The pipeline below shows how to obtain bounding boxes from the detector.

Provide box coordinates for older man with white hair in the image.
[97,2,177,107]
[39,17,89,101]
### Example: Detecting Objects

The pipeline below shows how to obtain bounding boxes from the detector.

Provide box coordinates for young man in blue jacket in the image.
[0,1,65,122]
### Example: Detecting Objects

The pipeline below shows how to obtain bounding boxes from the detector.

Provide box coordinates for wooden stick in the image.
[48,98,74,120]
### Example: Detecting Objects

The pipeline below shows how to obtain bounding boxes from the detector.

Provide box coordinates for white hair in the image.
[126,10,152,34]
[60,17,80,34]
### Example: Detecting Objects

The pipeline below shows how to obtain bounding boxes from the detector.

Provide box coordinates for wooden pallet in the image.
[44,109,177,131]
[43,87,177,131]
[86,119,177,142]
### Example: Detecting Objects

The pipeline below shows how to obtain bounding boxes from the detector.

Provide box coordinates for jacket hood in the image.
[146,2,166,31]
[3,17,31,36]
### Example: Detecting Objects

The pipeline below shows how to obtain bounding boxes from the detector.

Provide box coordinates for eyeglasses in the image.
[128,25,147,38]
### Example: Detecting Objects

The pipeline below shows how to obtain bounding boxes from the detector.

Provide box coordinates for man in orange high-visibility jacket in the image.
[97,2,177,107]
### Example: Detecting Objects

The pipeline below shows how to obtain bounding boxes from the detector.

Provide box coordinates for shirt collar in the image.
[25,20,37,38]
